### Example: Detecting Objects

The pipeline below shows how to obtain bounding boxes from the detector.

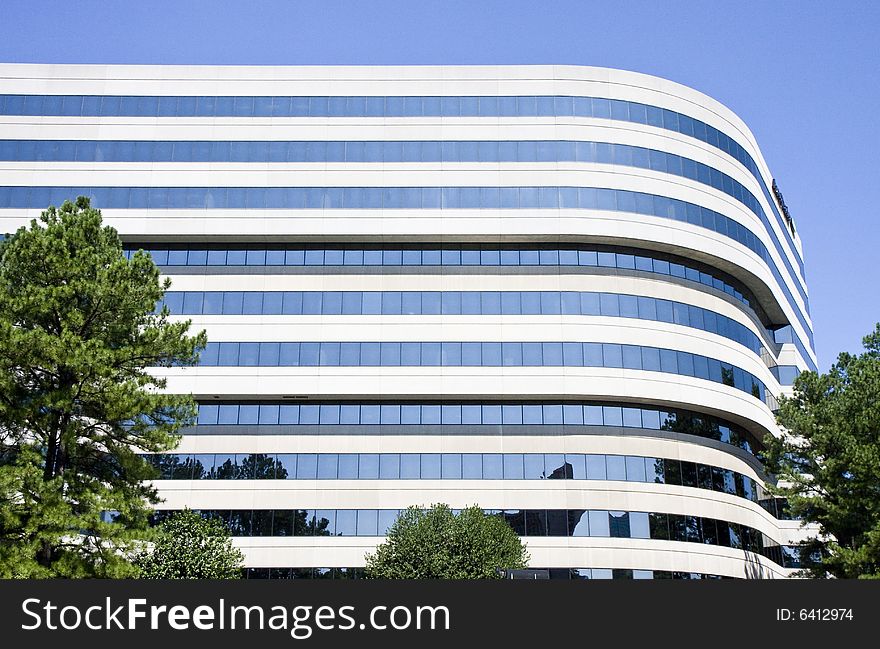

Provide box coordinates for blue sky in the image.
[1,0,877,370]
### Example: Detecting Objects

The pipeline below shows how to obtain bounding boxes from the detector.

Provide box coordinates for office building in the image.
[0,65,815,578]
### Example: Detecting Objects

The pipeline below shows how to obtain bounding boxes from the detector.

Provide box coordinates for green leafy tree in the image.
[136,509,243,579]
[0,198,206,578]
[365,504,529,579]
[763,323,880,578]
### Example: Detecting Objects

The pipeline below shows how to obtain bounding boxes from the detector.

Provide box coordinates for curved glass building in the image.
[0,65,815,578]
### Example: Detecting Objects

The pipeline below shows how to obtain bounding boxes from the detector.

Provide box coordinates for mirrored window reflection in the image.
[14,185,805,313]
[0,91,805,274]
[159,289,765,357]
[146,451,766,506]
[188,340,772,405]
[154,508,791,564]
[191,401,762,456]
[1,139,782,248]
[131,243,776,331]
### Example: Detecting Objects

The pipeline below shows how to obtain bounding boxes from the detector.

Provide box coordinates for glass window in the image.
[681,461,698,488]
[685,516,702,543]
[522,404,542,424]
[262,293,283,315]
[584,405,603,425]
[299,343,320,366]
[420,454,441,479]
[481,404,501,425]
[722,468,737,495]
[296,454,317,479]
[501,404,522,425]
[441,405,462,424]
[641,408,661,430]
[400,405,421,424]
[502,342,522,367]
[359,454,379,479]
[211,454,237,479]
[542,343,563,366]
[310,453,337,479]
[441,454,462,479]
[460,249,480,265]
[625,456,647,482]
[318,404,340,424]
[606,455,627,481]
[585,455,606,480]
[711,466,726,492]
[568,510,589,536]
[461,454,482,479]
[630,512,650,539]
[198,405,219,425]
[167,248,189,266]
[727,522,743,549]
[421,405,441,424]
[379,454,400,479]
[314,509,336,536]
[258,404,279,424]
[664,459,682,486]
[668,514,687,542]
[305,405,329,427]
[278,343,299,366]
[238,343,260,366]
[603,344,623,368]
[525,510,547,536]
[641,347,661,371]
[544,454,568,480]
[216,404,239,425]
[565,454,586,480]
[503,454,524,479]
[602,406,623,427]
[461,404,482,424]
[238,405,259,424]
[649,513,669,540]
[622,345,642,370]
[234,454,258,479]
[400,454,420,479]
[660,349,679,373]
[588,510,610,536]
[609,511,631,538]
[702,518,719,545]
[161,292,184,313]
[337,454,358,479]
[562,404,583,425]
[622,407,642,427]
[359,344,381,366]
[222,291,244,315]
[336,510,357,536]
[523,454,544,479]
[272,510,294,536]
[646,457,665,483]
[335,402,361,425]
[504,510,525,535]
[378,510,398,535]
[483,454,503,479]
[380,404,400,424]
[547,510,568,536]
[356,510,379,536]
[698,464,714,490]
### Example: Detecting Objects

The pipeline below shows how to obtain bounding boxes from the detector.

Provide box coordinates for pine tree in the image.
[763,324,880,578]
[0,197,206,577]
